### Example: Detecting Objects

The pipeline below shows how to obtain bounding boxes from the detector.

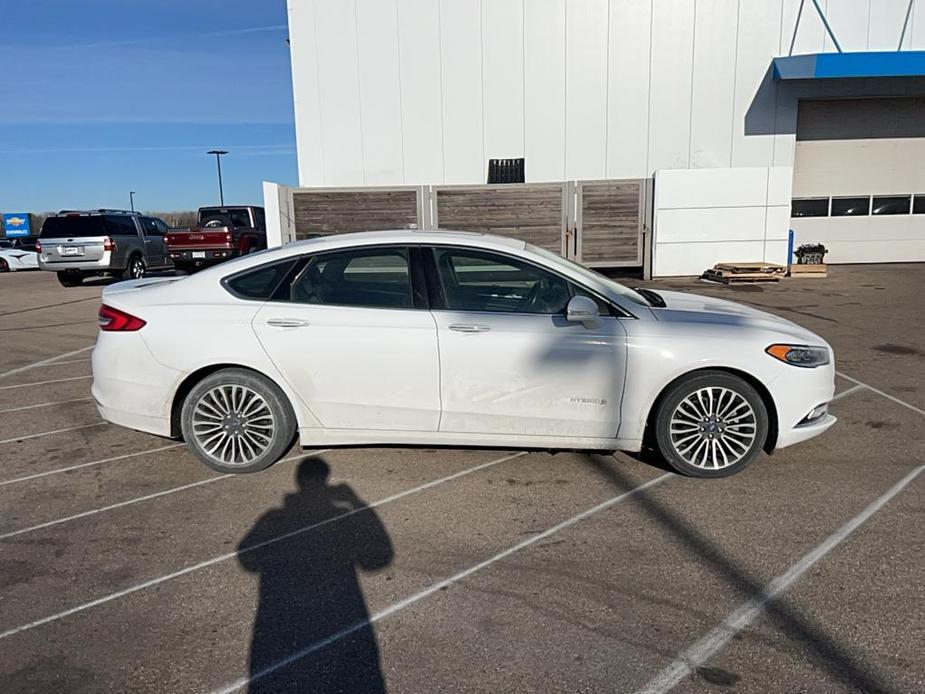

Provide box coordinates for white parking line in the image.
[638,464,924,694]
[0,450,526,641]
[213,471,673,693]
[0,447,323,540]
[0,346,93,379]
[0,397,93,415]
[0,475,228,541]
[0,443,183,487]
[0,422,105,445]
[837,371,925,417]
[830,384,864,402]
[0,375,91,390]
[37,358,91,367]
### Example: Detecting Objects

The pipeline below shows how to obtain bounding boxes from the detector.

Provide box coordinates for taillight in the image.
[225,231,234,244]
[35,241,42,253]
[103,236,115,252]
[98,305,146,331]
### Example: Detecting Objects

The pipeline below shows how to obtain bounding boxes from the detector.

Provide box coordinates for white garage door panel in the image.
[792,218,925,263]
[793,98,925,264]
[793,139,925,197]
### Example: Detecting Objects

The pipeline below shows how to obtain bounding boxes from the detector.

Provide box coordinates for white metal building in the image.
[268,0,925,275]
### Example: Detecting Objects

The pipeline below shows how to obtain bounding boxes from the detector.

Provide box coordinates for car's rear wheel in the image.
[180,368,296,474]
[654,371,768,478]
[123,254,146,280]
[57,271,83,287]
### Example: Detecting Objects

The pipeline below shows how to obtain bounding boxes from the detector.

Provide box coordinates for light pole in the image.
[129,191,136,212]
[207,150,228,205]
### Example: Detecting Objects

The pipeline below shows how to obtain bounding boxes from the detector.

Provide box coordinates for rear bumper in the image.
[168,249,237,267]
[39,251,115,273]
[91,332,181,438]
[94,402,172,438]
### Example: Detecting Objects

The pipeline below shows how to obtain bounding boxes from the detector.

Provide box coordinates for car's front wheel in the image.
[654,371,768,478]
[180,368,297,474]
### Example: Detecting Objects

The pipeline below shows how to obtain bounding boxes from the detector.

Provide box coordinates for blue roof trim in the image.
[773,51,925,80]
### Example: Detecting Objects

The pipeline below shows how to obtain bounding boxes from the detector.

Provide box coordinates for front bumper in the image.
[769,359,837,449]
[777,413,837,448]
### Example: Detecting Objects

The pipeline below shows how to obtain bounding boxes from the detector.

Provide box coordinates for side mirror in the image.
[566,294,599,326]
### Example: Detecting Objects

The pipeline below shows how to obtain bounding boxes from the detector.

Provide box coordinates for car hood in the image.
[649,289,828,345]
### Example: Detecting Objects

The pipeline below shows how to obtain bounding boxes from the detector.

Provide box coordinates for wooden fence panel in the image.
[576,180,645,266]
[291,188,421,240]
[433,183,567,254]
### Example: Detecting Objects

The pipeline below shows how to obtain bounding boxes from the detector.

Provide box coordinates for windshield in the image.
[198,208,252,228]
[526,244,651,307]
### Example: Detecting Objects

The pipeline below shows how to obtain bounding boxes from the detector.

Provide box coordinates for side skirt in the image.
[298,427,642,453]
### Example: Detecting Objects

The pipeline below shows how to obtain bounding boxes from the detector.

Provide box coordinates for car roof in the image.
[282,229,528,253]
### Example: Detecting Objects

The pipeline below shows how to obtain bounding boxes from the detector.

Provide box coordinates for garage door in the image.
[790,97,925,264]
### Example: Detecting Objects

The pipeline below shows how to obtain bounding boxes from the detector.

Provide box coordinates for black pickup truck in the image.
[165,206,267,272]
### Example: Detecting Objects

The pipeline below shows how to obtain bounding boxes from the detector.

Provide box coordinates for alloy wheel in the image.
[130,257,145,279]
[191,384,276,466]
[668,387,757,470]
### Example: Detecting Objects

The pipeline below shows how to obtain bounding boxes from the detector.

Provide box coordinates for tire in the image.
[180,368,297,474]
[653,370,768,478]
[123,254,146,280]
[57,271,83,287]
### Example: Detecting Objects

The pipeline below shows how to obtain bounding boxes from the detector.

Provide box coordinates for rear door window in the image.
[290,248,413,309]
[140,217,163,236]
[105,215,139,236]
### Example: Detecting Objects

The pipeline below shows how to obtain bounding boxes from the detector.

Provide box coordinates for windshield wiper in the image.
[633,287,666,308]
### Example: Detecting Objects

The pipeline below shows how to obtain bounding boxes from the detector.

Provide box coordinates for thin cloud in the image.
[0,144,295,155]
[20,24,288,50]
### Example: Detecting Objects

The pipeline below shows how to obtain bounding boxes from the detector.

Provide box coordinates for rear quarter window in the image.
[223,259,299,300]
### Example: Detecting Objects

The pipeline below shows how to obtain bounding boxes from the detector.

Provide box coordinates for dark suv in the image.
[37,210,173,287]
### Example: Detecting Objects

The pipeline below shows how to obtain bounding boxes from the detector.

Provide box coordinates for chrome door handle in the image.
[266,318,310,328]
[449,323,490,333]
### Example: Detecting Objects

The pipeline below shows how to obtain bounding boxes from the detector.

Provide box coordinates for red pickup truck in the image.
[165,205,267,272]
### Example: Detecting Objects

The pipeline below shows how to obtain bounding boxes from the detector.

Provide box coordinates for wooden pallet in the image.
[789,263,827,278]
[701,262,786,284]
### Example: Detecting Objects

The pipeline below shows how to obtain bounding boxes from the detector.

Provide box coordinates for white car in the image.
[91,230,835,478]
[0,241,40,272]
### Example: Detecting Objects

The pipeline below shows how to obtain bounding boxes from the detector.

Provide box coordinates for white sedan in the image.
[0,245,39,272]
[91,230,835,478]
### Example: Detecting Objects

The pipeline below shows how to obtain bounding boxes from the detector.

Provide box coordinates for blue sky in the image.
[0,0,297,213]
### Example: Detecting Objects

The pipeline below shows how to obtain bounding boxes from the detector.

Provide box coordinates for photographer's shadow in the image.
[239,457,393,693]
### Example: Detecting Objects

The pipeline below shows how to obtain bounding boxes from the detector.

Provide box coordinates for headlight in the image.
[765,344,830,368]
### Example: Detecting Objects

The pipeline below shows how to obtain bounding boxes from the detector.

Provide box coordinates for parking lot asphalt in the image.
[0,265,922,693]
